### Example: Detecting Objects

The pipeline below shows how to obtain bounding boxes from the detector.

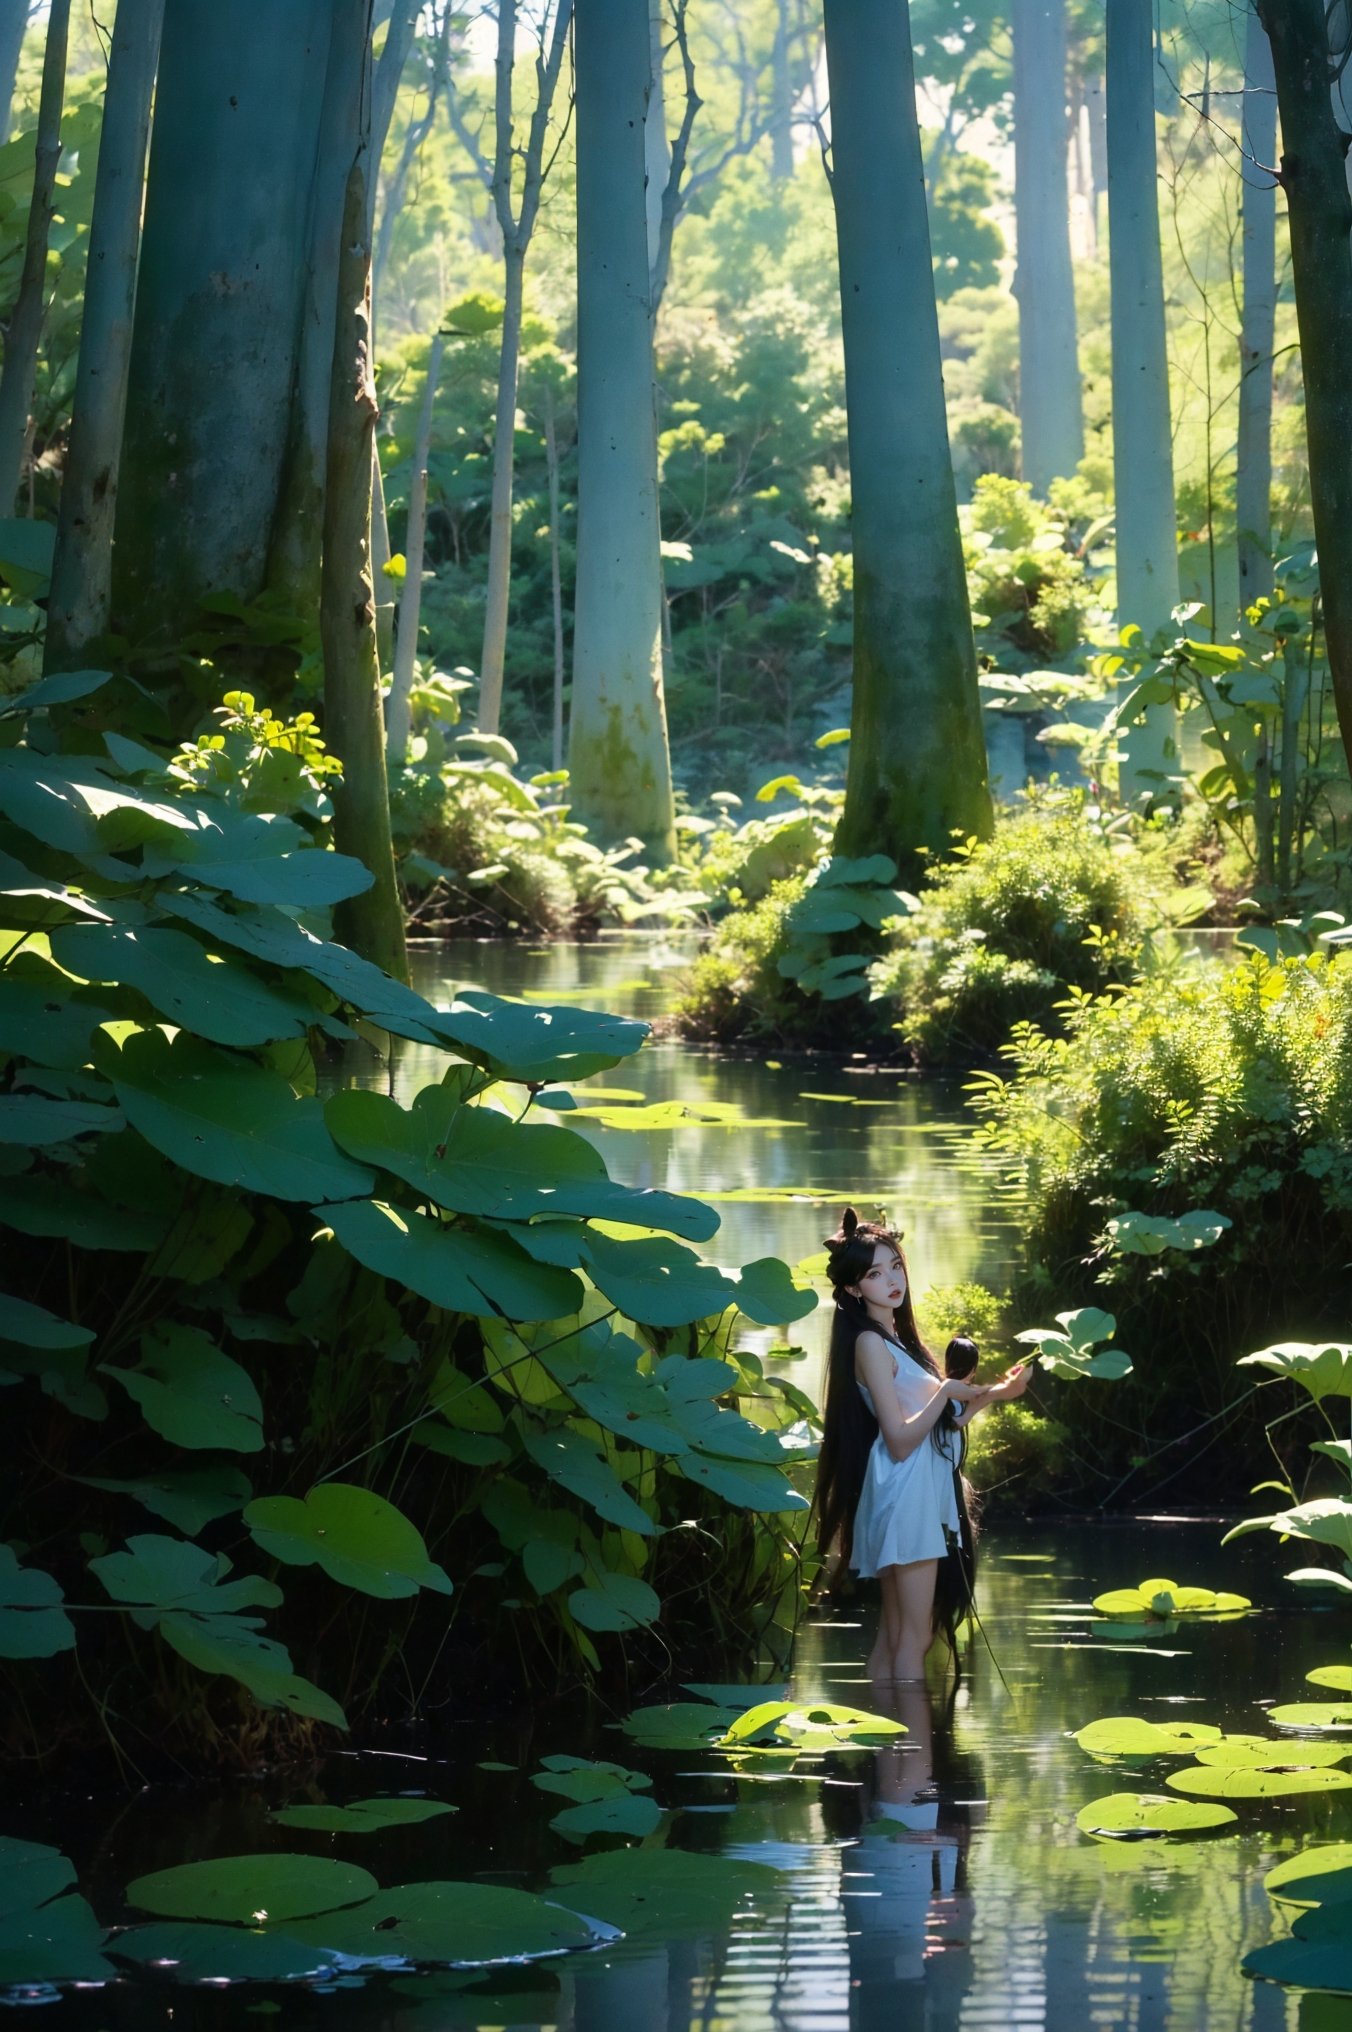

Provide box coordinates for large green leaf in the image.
[582,1231,737,1326]
[0,1839,75,1918]
[0,1174,167,1251]
[1166,1764,1352,1799]
[52,923,314,1047]
[1091,1581,1250,1620]
[568,1569,660,1631]
[620,1701,746,1749]
[101,1321,263,1452]
[0,1293,93,1352]
[671,1451,809,1512]
[0,1545,75,1658]
[285,1881,599,1966]
[549,1848,781,1939]
[0,1894,114,1986]
[190,849,374,908]
[107,1028,374,1202]
[270,1798,455,1834]
[109,1921,342,1985]
[1106,1209,1232,1256]
[532,1754,653,1802]
[0,958,117,1067]
[1244,1901,1352,1993]
[1240,1341,1352,1401]
[318,1197,581,1322]
[719,1700,906,1749]
[244,1482,454,1599]
[427,990,647,1082]
[90,1534,281,1619]
[726,1256,818,1326]
[126,1854,378,1924]
[521,1427,659,1535]
[0,1093,120,1144]
[1074,1792,1237,1838]
[1266,1843,1352,1908]
[1269,1702,1352,1730]
[1226,1497,1352,1563]
[157,1614,347,1728]
[324,1087,718,1241]
[0,665,111,715]
[1195,1736,1350,1770]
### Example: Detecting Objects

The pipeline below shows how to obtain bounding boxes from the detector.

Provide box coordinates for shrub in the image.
[674,874,815,1043]
[964,1404,1070,1511]
[869,799,1150,1061]
[961,476,1100,665]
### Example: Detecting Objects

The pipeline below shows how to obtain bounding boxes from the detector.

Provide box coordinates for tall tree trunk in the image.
[1012,0,1084,492]
[387,329,443,767]
[1257,0,1352,778]
[322,4,408,983]
[544,382,566,773]
[370,447,396,672]
[770,0,795,180]
[1106,0,1179,792]
[1086,69,1108,230]
[0,0,70,512]
[45,0,164,671]
[822,0,991,878]
[1236,9,1276,610]
[645,0,670,277]
[570,0,676,858]
[113,0,331,661]
[370,0,421,191]
[475,246,523,736]
[0,0,27,142]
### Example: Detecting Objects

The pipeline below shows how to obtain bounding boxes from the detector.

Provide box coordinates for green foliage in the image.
[962,478,1101,665]
[0,690,820,1766]
[868,798,1150,1062]
[963,1402,1069,1504]
[1074,1793,1236,1838]
[1015,1307,1133,1381]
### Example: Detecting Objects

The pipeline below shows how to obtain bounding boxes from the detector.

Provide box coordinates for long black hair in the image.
[935,1334,982,1677]
[813,1206,939,1568]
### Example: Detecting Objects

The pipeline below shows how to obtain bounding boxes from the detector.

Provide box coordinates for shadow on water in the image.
[13,939,1341,2028]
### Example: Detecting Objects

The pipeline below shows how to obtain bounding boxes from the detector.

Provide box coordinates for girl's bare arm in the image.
[855,1332,971,1463]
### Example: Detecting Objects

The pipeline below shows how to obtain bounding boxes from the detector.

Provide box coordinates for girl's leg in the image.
[867,1568,902,1679]
[891,1559,939,1680]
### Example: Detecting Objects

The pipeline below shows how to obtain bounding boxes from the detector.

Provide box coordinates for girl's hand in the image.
[989,1363,1032,1402]
[945,1378,986,1403]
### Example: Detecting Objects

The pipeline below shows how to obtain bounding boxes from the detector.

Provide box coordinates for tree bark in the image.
[1236,8,1276,610]
[113,0,331,659]
[45,0,164,671]
[1012,0,1084,493]
[770,0,795,181]
[822,0,992,879]
[322,2,407,983]
[544,382,566,773]
[569,0,676,859]
[1257,0,1352,777]
[0,0,27,143]
[387,329,443,767]
[475,245,524,736]
[645,0,670,279]
[0,0,70,513]
[1106,0,1179,792]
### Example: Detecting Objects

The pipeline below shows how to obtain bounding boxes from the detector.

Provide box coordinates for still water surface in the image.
[13,938,1339,2028]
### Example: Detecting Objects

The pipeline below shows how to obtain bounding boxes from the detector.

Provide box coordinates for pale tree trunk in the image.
[0,0,70,512]
[0,0,28,142]
[370,0,421,194]
[472,0,573,737]
[1086,69,1108,231]
[1236,9,1276,610]
[114,0,331,658]
[322,1,407,983]
[370,448,396,672]
[822,0,991,879]
[645,0,670,281]
[45,0,164,671]
[372,2,455,327]
[770,0,795,180]
[1012,0,1084,492]
[570,0,676,858]
[544,383,566,772]
[386,329,443,767]
[1257,0,1352,780]
[1106,0,1179,793]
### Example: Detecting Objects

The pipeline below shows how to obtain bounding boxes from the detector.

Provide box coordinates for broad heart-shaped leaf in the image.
[0,1173,168,1252]
[0,1893,115,1986]
[726,1255,818,1326]
[0,1293,93,1351]
[426,989,648,1083]
[0,665,112,715]
[0,1544,75,1658]
[1075,1792,1237,1838]
[189,849,373,908]
[619,1702,746,1749]
[0,1838,75,1919]
[244,1482,454,1600]
[1014,1323,1132,1381]
[1266,1843,1352,1907]
[1243,1929,1352,1996]
[549,1793,663,1841]
[0,1092,120,1145]
[0,958,117,1067]
[720,1701,906,1748]
[51,923,315,1047]
[1166,1764,1352,1799]
[100,1320,263,1452]
[1195,1735,1350,1770]
[1091,1581,1251,1620]
[549,1848,782,1940]
[157,1614,348,1729]
[520,1427,660,1536]
[1269,1703,1352,1731]
[318,1198,582,1323]
[109,1920,343,1985]
[530,1322,690,1452]
[1074,1716,1224,1758]
[670,1451,809,1513]
[90,1534,281,1618]
[270,1798,455,1833]
[1225,1497,1352,1563]
[582,1231,738,1327]
[79,1464,251,1536]
[1057,1307,1117,1350]
[285,1881,600,1966]
[1310,1666,1352,1694]
[126,1854,378,1924]
[568,1569,660,1632]
[107,1028,375,1203]
[1106,1209,1232,1256]
[1240,1340,1352,1401]
[429,1357,505,1433]
[533,1755,653,1802]
[324,1088,719,1242]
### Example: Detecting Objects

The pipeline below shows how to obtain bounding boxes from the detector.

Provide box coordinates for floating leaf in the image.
[1075,1793,1237,1839]
[532,1755,652,1802]
[1266,1844,1352,1908]
[110,1920,342,1985]
[271,1798,455,1834]
[548,1794,663,1840]
[619,1702,761,1749]
[719,1700,906,1749]
[245,1483,454,1600]
[1091,1580,1250,1619]
[0,1893,114,1986]
[286,1881,598,1966]
[126,1854,377,1924]
[549,1848,781,1939]
[1195,1736,1350,1770]
[1073,1716,1223,1758]
[1310,1667,1352,1694]
[1270,1703,1352,1731]
[0,1840,75,1920]
[101,1321,263,1452]
[0,1545,75,1658]
[1244,1900,1352,1993]
[1166,1764,1352,1799]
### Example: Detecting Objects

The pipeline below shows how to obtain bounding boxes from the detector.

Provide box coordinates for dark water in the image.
[9,937,1337,2027]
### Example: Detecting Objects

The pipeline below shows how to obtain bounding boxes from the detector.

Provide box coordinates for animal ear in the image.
[841,1205,858,1239]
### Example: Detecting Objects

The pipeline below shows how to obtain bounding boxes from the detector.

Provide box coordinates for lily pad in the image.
[1270,1703,1352,1731]
[0,1840,75,1919]
[1311,1667,1352,1693]
[286,1880,598,1966]
[109,1920,343,1985]
[1166,1764,1352,1799]
[0,1893,114,1987]
[619,1702,746,1749]
[719,1700,906,1748]
[1195,1737,1350,1770]
[244,1483,454,1600]
[126,1854,378,1924]
[1074,1716,1223,1758]
[1266,1844,1352,1908]
[270,1798,456,1834]
[548,1794,663,1841]
[549,1847,781,1939]
[1091,1579,1250,1619]
[1075,1792,1238,1839]
[1244,1900,1352,1994]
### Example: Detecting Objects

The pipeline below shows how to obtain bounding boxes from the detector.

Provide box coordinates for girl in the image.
[813,1208,1030,1681]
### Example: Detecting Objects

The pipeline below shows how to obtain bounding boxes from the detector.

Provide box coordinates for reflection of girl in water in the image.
[813,1209,1030,1680]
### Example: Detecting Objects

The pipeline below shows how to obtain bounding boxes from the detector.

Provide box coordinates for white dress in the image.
[850,1345,961,1577]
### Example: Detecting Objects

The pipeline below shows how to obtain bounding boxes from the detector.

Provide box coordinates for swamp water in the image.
[6,940,1343,2028]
